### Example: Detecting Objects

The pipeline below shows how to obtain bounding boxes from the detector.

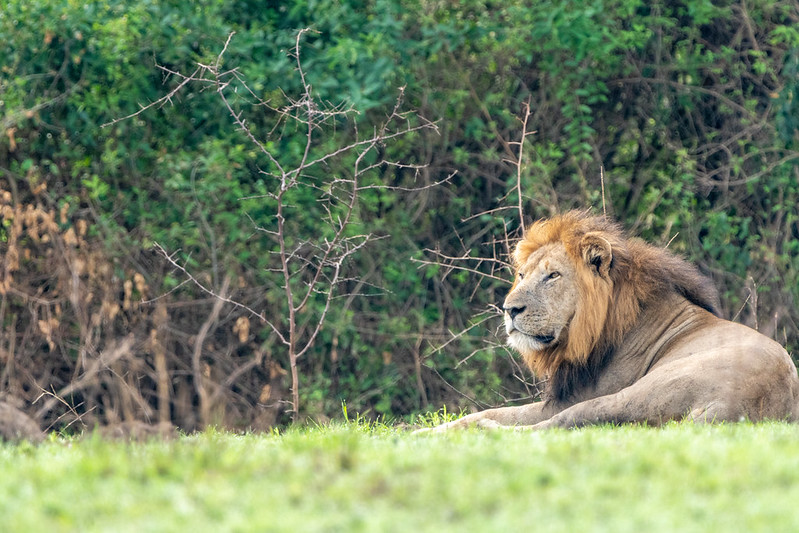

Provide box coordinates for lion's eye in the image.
[518,272,525,280]
[547,271,561,281]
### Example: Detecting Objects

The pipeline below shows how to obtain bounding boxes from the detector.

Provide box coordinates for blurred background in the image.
[1,0,798,432]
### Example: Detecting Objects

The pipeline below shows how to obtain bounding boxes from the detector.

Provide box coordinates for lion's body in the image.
[432,211,799,430]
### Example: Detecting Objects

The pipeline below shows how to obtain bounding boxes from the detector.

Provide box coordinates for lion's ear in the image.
[580,232,612,277]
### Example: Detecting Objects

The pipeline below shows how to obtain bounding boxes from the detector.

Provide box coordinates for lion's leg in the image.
[528,359,796,430]
[420,401,559,432]
[524,376,702,429]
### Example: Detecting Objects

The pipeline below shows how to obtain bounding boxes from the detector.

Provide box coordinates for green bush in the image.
[2,0,798,432]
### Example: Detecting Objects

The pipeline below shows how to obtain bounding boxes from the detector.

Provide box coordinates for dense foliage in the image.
[1,0,798,431]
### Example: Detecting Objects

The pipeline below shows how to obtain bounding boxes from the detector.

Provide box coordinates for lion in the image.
[427,211,799,430]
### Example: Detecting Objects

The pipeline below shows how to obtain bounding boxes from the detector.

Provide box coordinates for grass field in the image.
[2,421,799,532]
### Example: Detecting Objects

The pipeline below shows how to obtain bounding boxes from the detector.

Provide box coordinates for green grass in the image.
[3,421,799,532]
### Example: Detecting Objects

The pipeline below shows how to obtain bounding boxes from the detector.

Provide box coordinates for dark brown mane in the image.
[513,211,721,402]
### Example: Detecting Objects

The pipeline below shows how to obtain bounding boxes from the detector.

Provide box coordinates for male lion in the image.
[429,211,799,430]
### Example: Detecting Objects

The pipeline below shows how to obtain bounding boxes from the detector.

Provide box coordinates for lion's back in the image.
[655,315,799,421]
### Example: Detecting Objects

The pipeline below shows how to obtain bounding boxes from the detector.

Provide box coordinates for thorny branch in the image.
[111,29,440,421]
[414,103,545,406]
[505,100,537,232]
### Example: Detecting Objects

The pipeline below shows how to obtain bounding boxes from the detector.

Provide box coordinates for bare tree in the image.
[107,29,443,422]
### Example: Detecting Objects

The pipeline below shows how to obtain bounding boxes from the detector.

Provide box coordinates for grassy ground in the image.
[2,421,799,532]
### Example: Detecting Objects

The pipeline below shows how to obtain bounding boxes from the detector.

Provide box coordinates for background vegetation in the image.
[1,0,798,432]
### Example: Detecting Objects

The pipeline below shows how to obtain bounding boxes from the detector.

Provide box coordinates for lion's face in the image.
[504,243,579,354]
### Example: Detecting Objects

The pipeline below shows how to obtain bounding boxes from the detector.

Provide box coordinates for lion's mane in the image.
[513,211,721,401]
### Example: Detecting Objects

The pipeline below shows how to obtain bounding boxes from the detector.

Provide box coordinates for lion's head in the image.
[504,211,720,399]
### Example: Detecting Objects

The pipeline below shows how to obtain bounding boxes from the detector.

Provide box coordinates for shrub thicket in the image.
[1,0,798,431]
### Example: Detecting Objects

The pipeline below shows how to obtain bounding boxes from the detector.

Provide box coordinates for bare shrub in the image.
[414,102,547,410]
[107,29,442,422]
[0,186,155,432]
[0,29,441,432]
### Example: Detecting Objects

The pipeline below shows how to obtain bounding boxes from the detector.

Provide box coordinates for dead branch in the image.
[506,100,536,231]
[192,276,230,425]
[414,103,540,407]
[100,67,203,129]
[153,242,288,345]
[115,29,441,422]
[34,335,135,420]
[413,249,512,284]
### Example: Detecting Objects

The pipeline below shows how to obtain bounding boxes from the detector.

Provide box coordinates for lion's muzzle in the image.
[504,306,558,353]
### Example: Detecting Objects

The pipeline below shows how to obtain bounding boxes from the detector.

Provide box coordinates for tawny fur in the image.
[422,210,799,432]
[514,211,719,385]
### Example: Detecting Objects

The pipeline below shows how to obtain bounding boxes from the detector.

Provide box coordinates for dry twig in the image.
[111,29,439,421]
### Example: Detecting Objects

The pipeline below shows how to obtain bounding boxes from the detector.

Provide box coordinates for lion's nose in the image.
[505,305,526,320]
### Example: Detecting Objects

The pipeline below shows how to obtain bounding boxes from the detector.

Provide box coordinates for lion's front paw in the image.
[412,420,462,434]
[474,418,503,429]
[414,415,506,434]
